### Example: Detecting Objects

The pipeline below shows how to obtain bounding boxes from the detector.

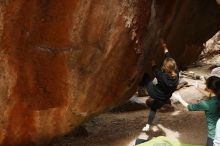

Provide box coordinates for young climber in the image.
[174,76,220,146]
[142,40,179,132]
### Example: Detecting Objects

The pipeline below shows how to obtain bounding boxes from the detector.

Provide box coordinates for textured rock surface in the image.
[0,0,220,145]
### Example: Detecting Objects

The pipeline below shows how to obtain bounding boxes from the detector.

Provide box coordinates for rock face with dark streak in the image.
[0,0,219,145]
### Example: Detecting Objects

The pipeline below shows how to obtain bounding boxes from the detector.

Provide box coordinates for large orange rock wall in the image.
[0,0,219,145]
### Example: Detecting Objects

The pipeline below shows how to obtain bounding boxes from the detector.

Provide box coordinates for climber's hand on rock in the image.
[160,39,168,53]
[151,60,156,66]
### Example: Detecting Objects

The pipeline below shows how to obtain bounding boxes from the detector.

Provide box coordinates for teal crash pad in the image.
[136,136,203,146]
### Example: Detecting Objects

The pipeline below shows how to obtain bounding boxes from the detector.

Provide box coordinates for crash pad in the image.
[136,136,203,146]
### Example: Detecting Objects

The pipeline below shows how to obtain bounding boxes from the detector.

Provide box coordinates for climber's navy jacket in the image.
[146,52,179,100]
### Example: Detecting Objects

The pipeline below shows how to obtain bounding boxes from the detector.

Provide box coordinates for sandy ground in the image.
[51,110,207,146]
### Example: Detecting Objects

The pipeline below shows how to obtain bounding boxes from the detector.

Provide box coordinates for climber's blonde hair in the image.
[161,58,177,77]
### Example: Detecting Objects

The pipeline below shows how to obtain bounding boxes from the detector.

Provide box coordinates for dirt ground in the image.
[51,55,220,146]
[51,110,207,146]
